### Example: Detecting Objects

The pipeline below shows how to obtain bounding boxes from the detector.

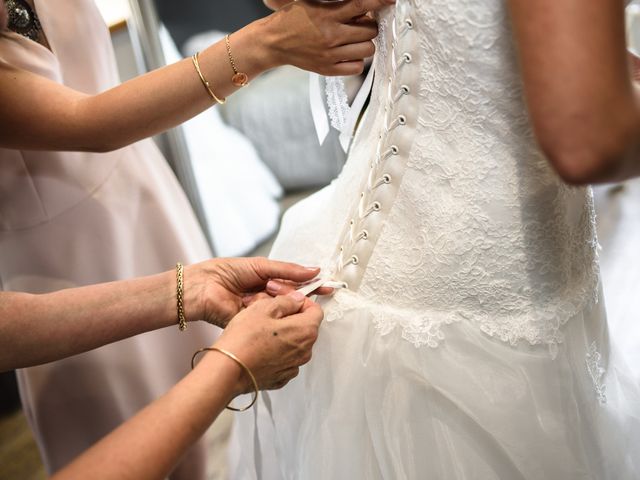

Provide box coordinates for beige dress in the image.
[0,0,216,475]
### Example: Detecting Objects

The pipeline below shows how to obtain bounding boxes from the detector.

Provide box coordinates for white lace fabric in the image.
[322,0,600,352]
[229,3,640,478]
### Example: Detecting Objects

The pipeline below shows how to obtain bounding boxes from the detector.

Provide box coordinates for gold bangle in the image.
[225,34,249,87]
[176,262,187,331]
[191,347,259,412]
[191,51,226,104]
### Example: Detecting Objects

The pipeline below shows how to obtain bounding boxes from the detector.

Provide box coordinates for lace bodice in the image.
[318,0,600,353]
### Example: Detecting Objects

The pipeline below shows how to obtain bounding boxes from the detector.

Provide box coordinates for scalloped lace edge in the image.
[324,267,600,358]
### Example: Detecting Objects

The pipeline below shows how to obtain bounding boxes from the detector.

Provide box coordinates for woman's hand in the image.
[186,257,328,329]
[256,0,394,76]
[210,291,324,394]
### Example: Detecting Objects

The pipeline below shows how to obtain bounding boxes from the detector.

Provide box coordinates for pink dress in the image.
[0,0,216,475]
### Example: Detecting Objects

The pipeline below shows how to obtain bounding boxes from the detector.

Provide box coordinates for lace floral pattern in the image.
[586,342,607,404]
[325,77,350,131]
[330,0,601,352]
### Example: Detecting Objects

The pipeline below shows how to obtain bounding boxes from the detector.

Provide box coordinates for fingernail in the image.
[288,291,306,302]
[266,280,281,292]
[305,266,320,271]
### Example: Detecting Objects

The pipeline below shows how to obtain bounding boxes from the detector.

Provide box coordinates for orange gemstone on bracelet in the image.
[232,72,249,87]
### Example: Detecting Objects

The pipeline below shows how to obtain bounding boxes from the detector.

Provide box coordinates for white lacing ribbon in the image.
[370,173,392,189]
[295,276,348,296]
[333,14,414,277]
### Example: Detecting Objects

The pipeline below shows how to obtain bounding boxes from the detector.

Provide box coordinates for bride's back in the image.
[310,0,600,350]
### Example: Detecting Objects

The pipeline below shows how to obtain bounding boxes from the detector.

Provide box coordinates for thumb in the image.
[268,291,307,319]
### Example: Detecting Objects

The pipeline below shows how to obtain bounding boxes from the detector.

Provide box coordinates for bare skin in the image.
[0,258,325,480]
[0,257,325,370]
[0,0,394,152]
[507,0,640,184]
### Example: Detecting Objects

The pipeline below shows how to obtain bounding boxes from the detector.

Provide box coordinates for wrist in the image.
[181,264,207,323]
[199,347,248,398]
[230,20,281,81]
[241,17,285,71]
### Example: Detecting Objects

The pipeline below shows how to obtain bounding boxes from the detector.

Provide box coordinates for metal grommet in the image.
[382,174,392,184]
[372,202,382,211]
[390,145,399,155]
[398,115,407,125]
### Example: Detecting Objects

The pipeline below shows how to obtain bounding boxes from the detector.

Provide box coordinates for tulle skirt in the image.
[230,187,640,480]
[232,289,640,479]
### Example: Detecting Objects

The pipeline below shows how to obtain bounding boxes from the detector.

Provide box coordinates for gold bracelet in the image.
[225,34,249,87]
[191,347,259,412]
[176,262,187,331]
[191,51,226,104]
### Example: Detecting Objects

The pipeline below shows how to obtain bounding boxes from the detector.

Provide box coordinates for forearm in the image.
[51,351,242,480]
[72,22,275,152]
[508,0,640,184]
[0,21,276,152]
[0,268,202,371]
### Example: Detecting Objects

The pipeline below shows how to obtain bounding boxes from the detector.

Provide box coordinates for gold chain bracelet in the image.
[176,262,187,331]
[225,34,249,87]
[191,347,259,412]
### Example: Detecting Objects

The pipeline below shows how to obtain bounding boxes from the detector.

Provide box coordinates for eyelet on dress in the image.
[372,202,382,211]
[403,53,413,63]
[382,174,392,184]
[350,255,360,265]
[405,19,414,29]
[398,115,407,125]
[390,145,399,155]
[401,85,410,95]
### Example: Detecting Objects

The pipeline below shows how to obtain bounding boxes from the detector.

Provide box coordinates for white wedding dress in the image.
[231,1,640,478]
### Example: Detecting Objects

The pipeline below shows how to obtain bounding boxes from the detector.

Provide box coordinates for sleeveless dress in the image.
[0,0,216,474]
[230,2,640,478]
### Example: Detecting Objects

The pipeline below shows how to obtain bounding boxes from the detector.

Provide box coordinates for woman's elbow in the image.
[539,123,638,185]
[543,144,621,185]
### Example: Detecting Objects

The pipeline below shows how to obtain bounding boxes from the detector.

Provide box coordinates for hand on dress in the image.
[262,0,394,76]
[186,257,329,329]
[212,291,323,393]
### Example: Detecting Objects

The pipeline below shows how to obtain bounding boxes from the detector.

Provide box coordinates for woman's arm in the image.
[0,257,322,371]
[50,292,323,480]
[0,0,392,152]
[507,0,640,184]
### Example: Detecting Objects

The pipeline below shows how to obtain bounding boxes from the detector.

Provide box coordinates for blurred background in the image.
[1,1,640,479]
